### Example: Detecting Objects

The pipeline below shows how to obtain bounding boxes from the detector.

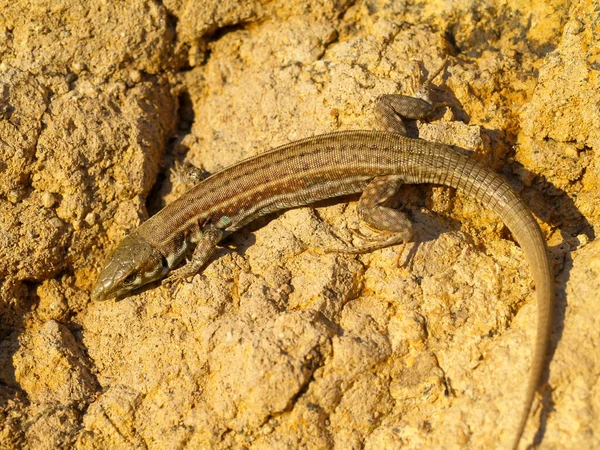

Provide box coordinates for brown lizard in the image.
[92,59,553,449]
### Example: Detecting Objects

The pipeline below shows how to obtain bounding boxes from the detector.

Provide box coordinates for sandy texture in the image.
[1,0,598,448]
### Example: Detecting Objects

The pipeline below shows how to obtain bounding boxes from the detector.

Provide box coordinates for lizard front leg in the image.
[162,224,223,284]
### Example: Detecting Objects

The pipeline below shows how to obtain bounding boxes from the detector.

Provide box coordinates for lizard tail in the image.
[486,170,554,450]
[408,144,554,449]
[507,217,554,450]
[462,159,554,450]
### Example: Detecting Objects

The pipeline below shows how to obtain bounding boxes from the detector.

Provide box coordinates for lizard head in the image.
[91,233,169,301]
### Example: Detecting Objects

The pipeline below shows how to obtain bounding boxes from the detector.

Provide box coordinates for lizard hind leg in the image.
[374,57,449,134]
[323,175,413,263]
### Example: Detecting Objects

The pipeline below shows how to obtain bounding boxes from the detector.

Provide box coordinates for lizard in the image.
[91,59,553,449]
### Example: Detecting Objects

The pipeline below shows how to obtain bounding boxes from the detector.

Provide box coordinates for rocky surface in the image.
[1,0,598,448]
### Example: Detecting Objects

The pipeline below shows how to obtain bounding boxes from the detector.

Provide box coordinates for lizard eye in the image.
[123,273,138,285]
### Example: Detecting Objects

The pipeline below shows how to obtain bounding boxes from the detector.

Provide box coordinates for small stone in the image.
[71,62,86,73]
[564,145,579,158]
[36,279,69,322]
[7,188,23,203]
[50,217,65,229]
[576,234,590,247]
[41,192,57,208]
[84,212,97,226]
[129,69,142,83]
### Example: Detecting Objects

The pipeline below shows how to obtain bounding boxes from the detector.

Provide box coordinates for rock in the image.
[1,0,598,448]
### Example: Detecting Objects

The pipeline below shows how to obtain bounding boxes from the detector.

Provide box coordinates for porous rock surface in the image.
[0,0,598,448]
